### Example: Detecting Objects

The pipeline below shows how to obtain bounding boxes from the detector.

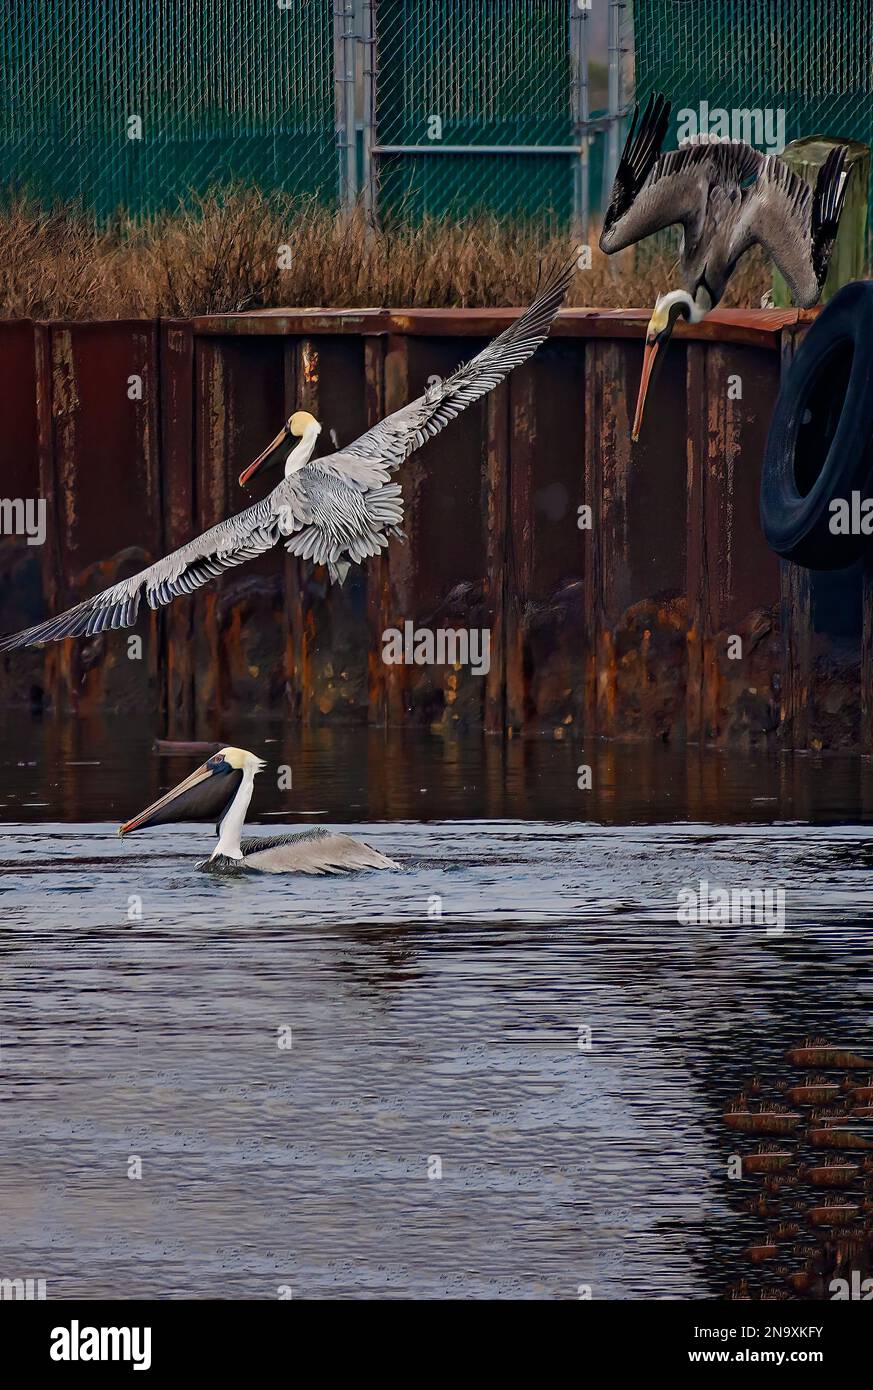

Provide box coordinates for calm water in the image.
[2,714,873,1299]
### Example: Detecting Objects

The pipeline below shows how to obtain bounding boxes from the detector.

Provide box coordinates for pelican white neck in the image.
[285,419,321,476]
[656,288,706,326]
[211,750,266,860]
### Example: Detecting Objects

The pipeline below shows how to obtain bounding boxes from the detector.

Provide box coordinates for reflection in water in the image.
[1,713,872,1298]
[6,712,873,827]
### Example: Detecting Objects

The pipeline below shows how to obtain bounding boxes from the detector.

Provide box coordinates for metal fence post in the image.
[335,0,358,210]
[604,0,624,208]
[333,4,346,207]
[359,0,377,221]
[569,0,590,243]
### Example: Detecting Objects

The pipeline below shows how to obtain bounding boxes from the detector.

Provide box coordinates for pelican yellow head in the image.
[118,747,266,837]
[289,410,319,437]
[239,411,322,488]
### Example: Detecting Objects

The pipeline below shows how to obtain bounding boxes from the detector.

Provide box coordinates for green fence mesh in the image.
[634,0,873,241]
[0,0,337,218]
[0,0,620,228]
[373,0,578,224]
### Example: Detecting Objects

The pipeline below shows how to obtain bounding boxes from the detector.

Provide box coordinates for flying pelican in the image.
[0,259,574,653]
[118,746,399,875]
[600,92,850,441]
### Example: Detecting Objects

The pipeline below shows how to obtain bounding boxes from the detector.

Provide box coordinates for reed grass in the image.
[0,185,776,319]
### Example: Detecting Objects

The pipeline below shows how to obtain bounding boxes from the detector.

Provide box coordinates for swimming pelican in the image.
[600,92,850,441]
[118,746,398,875]
[0,259,575,653]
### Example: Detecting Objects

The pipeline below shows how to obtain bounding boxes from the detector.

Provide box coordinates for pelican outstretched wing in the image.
[0,481,308,652]
[0,261,573,652]
[323,254,576,481]
[727,145,849,308]
[600,91,764,254]
[277,255,575,581]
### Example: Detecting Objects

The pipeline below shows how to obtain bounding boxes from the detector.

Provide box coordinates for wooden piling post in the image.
[772,137,869,307]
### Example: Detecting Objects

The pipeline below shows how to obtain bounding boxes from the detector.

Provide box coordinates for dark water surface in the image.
[2,714,872,1299]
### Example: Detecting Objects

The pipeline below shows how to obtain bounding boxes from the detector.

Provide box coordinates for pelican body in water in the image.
[119,747,398,876]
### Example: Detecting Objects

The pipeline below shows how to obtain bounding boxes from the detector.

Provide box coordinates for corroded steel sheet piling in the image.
[506,341,586,737]
[3,303,866,751]
[585,336,687,741]
[687,342,782,746]
[192,334,287,729]
[0,323,41,706]
[41,322,161,714]
[379,332,491,732]
[160,320,195,737]
[483,384,509,735]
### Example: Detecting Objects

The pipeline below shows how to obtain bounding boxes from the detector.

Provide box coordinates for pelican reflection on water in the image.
[119,747,399,876]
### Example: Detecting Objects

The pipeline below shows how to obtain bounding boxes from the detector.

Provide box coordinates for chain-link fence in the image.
[373,0,581,225]
[0,0,631,230]
[13,2,866,236]
[634,0,873,240]
[0,0,337,218]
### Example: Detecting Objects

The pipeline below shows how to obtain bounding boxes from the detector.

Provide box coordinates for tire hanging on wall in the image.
[760,280,873,570]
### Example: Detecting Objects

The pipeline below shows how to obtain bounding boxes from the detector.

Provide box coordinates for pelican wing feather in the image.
[322,255,576,482]
[0,481,308,652]
[240,826,398,874]
[601,128,764,255]
[727,146,850,308]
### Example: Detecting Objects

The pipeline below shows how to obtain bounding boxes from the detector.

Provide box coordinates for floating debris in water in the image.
[723,1038,873,1299]
[153,739,222,756]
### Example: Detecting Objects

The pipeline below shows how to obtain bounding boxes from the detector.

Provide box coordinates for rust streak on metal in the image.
[364,337,388,725]
[506,368,536,733]
[193,342,228,720]
[382,334,413,727]
[484,384,509,734]
[160,320,196,736]
[685,344,706,742]
[51,328,79,542]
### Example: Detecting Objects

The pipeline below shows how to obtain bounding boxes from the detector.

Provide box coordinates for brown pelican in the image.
[118,746,398,875]
[0,259,574,652]
[600,92,850,441]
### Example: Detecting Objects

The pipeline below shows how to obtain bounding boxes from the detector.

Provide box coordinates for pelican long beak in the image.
[118,760,217,836]
[631,331,670,444]
[239,424,290,489]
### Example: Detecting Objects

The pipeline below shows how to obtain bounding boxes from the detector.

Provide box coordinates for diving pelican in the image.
[118,746,398,875]
[600,92,850,441]
[0,259,575,653]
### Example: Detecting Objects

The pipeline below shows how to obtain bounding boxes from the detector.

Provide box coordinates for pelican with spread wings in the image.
[600,92,850,441]
[0,259,574,653]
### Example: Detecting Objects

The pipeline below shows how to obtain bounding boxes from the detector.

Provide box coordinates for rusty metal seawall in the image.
[0,305,866,749]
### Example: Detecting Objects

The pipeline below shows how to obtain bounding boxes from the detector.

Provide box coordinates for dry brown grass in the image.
[0,185,776,319]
